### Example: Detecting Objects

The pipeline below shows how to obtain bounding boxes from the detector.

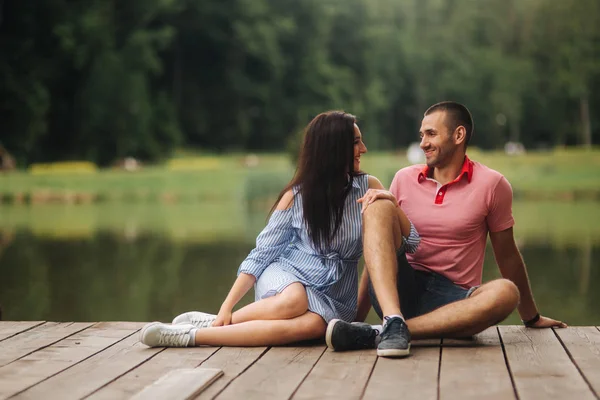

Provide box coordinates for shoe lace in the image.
[158,328,191,347]
[381,318,406,340]
[191,316,215,328]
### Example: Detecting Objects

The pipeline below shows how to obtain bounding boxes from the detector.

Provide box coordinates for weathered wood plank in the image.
[0,322,138,399]
[88,346,220,400]
[555,327,600,397]
[195,347,268,399]
[132,368,223,400]
[0,322,94,367]
[293,348,376,400]
[499,326,596,400]
[363,341,441,400]
[13,324,161,400]
[214,346,325,400]
[0,322,45,342]
[439,328,515,400]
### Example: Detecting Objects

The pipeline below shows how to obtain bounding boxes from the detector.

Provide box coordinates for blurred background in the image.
[0,0,599,325]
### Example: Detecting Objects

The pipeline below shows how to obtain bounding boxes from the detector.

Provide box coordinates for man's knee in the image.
[362,199,397,224]
[362,199,403,248]
[476,279,520,315]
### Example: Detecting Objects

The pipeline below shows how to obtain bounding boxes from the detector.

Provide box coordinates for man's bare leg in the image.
[361,199,412,357]
[362,200,404,317]
[362,200,519,339]
[407,278,520,339]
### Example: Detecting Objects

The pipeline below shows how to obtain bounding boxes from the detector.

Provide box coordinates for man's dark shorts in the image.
[368,251,478,320]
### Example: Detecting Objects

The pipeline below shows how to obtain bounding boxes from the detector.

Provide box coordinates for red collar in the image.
[418,155,473,184]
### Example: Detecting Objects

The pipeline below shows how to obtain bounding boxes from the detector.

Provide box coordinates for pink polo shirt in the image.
[390,156,514,288]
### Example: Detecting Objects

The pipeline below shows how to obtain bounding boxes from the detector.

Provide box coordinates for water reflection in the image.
[0,231,255,322]
[0,201,598,325]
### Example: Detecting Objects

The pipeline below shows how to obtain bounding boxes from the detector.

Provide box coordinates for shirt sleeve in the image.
[237,208,295,280]
[487,176,515,232]
[402,220,421,254]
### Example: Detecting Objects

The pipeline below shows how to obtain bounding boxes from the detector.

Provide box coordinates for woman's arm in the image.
[237,190,295,280]
[213,272,256,326]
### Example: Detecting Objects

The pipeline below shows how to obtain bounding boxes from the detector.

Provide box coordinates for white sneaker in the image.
[172,311,217,328]
[140,322,195,347]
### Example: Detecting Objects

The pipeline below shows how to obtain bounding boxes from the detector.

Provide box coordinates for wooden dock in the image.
[0,322,598,399]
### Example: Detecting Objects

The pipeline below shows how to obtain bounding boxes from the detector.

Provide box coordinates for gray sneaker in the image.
[140,322,195,347]
[326,319,378,351]
[377,317,411,357]
[172,311,217,328]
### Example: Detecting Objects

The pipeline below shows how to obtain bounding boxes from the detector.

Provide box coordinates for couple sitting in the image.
[140,101,566,357]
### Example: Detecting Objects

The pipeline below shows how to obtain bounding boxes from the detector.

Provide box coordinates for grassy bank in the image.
[1,149,599,204]
[1,201,598,246]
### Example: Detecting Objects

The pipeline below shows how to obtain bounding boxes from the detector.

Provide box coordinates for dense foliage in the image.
[1,0,599,165]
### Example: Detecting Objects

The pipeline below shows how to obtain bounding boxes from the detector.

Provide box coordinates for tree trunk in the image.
[580,94,592,148]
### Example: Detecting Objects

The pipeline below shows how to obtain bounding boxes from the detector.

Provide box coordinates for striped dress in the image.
[238,174,421,323]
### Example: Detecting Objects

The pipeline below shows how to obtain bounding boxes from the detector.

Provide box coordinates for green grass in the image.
[1,149,599,201]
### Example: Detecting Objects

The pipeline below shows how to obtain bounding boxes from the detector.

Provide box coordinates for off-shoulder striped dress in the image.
[238,174,421,323]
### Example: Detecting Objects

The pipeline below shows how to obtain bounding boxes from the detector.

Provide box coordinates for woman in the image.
[140,111,419,348]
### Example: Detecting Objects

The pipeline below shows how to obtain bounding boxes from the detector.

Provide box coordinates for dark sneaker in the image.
[377,316,411,357]
[325,319,378,351]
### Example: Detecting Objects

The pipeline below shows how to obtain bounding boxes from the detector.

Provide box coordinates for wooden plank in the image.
[293,348,377,400]
[132,368,223,400]
[499,326,596,400]
[0,322,45,342]
[195,347,268,399]
[214,346,325,400]
[555,327,600,397]
[89,346,221,400]
[439,328,515,400]
[0,322,94,367]
[14,324,162,400]
[362,341,441,400]
[0,322,138,399]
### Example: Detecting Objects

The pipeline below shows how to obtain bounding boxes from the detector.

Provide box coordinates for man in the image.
[325,101,566,357]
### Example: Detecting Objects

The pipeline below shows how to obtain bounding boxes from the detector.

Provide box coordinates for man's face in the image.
[419,111,457,168]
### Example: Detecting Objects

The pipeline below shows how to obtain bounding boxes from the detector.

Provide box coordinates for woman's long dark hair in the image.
[271,111,360,252]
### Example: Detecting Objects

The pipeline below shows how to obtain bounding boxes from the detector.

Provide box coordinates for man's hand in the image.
[357,189,397,213]
[528,315,567,329]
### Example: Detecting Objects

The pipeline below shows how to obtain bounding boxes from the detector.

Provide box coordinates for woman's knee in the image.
[275,283,309,318]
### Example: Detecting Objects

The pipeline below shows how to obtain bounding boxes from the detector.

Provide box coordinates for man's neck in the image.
[431,153,466,185]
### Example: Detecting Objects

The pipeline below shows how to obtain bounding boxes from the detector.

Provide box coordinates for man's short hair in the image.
[424,101,474,147]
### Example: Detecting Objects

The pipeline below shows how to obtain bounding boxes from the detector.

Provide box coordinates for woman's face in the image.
[353,123,367,171]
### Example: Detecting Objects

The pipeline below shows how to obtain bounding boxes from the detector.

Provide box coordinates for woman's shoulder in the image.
[366,174,385,190]
[275,189,295,211]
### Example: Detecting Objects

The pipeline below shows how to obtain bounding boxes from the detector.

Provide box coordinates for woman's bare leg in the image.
[194,311,326,346]
[231,282,309,323]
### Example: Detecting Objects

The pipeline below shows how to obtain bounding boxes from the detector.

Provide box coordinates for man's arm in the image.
[490,227,567,328]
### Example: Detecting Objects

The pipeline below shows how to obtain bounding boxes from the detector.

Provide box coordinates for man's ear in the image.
[454,126,467,146]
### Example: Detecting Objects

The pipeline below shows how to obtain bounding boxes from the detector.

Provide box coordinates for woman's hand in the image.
[357,189,398,213]
[213,307,233,326]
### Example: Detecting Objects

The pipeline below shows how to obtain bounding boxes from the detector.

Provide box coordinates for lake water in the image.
[0,201,598,325]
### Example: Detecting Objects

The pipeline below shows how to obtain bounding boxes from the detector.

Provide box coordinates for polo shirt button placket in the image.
[436,188,446,204]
